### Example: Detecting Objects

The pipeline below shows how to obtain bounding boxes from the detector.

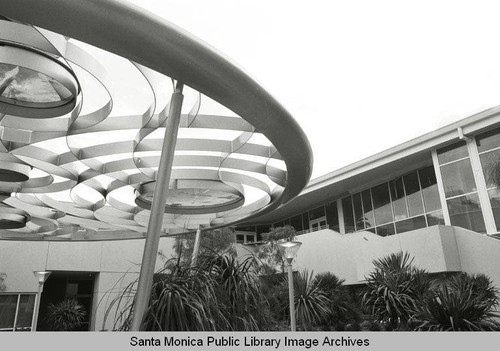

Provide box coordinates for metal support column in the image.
[190,226,202,267]
[131,82,184,331]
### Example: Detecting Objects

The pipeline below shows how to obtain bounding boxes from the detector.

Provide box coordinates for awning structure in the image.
[0,0,313,241]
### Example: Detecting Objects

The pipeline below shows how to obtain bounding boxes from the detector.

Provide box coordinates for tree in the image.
[361,251,430,330]
[167,227,236,267]
[256,225,296,274]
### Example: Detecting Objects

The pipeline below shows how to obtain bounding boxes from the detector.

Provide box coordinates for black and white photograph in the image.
[1,0,500,349]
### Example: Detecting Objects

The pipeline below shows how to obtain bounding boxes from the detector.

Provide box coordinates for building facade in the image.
[4,106,500,331]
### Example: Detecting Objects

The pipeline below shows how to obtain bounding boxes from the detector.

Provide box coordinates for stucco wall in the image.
[293,225,463,284]
[0,237,177,330]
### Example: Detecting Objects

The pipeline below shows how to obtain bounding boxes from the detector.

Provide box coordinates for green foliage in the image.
[208,255,270,331]
[0,272,6,292]
[313,272,361,330]
[105,254,270,331]
[143,266,219,331]
[169,227,236,266]
[361,251,431,330]
[256,225,296,274]
[46,299,86,331]
[286,270,331,331]
[410,273,500,331]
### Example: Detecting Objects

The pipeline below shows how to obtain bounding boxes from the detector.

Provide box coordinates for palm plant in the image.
[313,272,360,330]
[46,299,86,331]
[104,254,270,331]
[362,251,430,330]
[285,270,330,331]
[209,255,270,331]
[411,273,500,331]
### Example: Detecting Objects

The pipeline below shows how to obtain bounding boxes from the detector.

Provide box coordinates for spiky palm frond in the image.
[411,273,500,331]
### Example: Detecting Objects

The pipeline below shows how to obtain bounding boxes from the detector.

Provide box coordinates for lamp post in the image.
[32,271,51,332]
[277,240,302,331]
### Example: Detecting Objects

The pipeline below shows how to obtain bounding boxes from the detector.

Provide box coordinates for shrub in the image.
[46,299,86,331]
[313,272,360,330]
[410,273,500,331]
[362,251,430,330]
[288,270,330,331]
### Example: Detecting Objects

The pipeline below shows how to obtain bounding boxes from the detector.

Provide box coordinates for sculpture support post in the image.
[131,82,184,331]
[190,226,202,267]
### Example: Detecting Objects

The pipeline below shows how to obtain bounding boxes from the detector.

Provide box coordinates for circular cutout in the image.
[135,180,244,215]
[0,44,79,118]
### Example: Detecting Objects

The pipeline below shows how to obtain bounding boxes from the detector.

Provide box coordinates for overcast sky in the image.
[129,0,500,179]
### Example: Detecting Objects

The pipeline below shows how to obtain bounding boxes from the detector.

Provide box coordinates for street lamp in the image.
[278,240,302,331]
[32,271,51,332]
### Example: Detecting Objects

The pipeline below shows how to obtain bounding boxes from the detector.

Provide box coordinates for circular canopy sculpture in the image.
[0,0,312,240]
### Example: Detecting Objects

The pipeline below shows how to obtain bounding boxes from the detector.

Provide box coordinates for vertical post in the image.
[287,260,296,331]
[190,226,202,267]
[32,282,43,332]
[131,82,184,331]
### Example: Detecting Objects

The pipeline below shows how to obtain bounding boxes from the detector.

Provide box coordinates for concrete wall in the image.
[453,226,500,288]
[0,237,177,331]
[292,225,463,284]
[3,224,500,330]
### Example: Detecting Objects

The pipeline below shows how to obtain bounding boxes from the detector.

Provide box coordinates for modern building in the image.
[2,0,500,333]
[235,105,500,290]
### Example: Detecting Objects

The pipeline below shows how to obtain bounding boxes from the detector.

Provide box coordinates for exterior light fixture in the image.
[32,270,51,332]
[278,240,302,331]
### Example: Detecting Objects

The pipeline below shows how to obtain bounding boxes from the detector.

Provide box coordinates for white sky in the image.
[129,0,500,179]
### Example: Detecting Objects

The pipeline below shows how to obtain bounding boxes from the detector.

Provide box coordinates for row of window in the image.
[235,125,500,242]
[341,166,444,236]
[0,294,35,332]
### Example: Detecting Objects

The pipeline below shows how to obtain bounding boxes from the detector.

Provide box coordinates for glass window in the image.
[256,225,271,241]
[437,141,468,164]
[372,183,393,225]
[487,188,500,231]
[440,158,477,197]
[419,166,441,212]
[290,214,304,232]
[395,216,426,234]
[404,172,424,216]
[302,212,309,229]
[447,193,486,233]
[361,189,376,228]
[274,221,284,228]
[0,295,17,330]
[15,295,35,331]
[426,210,445,226]
[476,126,500,153]
[342,196,355,233]
[325,202,339,232]
[375,223,395,237]
[352,193,364,230]
[479,149,500,189]
[0,294,35,331]
[390,177,408,221]
[309,206,325,220]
